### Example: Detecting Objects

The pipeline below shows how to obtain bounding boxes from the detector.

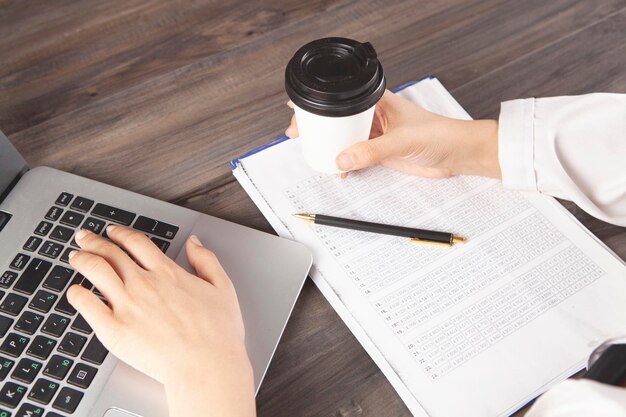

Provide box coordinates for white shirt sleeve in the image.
[498,93,626,226]
[526,379,626,417]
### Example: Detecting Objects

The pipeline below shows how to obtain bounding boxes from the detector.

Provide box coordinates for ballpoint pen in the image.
[292,213,464,246]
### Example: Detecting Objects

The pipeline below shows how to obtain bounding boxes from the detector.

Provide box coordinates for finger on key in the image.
[68,250,128,304]
[105,225,173,271]
[74,229,140,279]
[66,284,117,342]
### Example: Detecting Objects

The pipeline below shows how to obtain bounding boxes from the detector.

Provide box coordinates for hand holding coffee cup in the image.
[285,62,502,179]
[285,37,386,173]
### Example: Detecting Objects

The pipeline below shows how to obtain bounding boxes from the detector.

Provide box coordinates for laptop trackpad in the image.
[103,409,139,417]
[174,213,312,390]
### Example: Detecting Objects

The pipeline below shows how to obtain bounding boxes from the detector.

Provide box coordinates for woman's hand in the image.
[67,226,256,417]
[285,90,501,178]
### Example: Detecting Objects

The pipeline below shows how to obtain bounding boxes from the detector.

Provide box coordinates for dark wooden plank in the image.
[453,9,626,119]
[1,1,625,417]
[4,0,625,206]
[0,0,343,135]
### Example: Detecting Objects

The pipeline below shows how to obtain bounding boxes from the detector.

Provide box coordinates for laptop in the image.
[0,130,312,417]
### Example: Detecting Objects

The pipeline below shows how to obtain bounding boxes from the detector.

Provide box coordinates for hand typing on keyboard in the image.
[66,226,256,417]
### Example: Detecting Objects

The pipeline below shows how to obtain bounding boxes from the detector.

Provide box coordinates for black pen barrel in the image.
[314,214,452,243]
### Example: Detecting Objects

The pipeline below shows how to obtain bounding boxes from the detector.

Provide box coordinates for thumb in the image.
[185,235,231,288]
[336,132,406,171]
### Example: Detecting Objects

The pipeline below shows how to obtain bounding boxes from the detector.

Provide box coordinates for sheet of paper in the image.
[233,78,626,417]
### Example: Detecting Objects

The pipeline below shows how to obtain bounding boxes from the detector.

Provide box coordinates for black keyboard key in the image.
[41,314,70,337]
[59,211,84,228]
[58,333,86,357]
[14,258,52,295]
[91,203,136,226]
[43,355,73,381]
[0,381,27,408]
[34,221,53,237]
[45,206,64,221]
[49,226,73,244]
[11,358,41,384]
[70,197,93,213]
[59,247,73,264]
[46,412,66,417]
[17,403,45,416]
[0,317,12,338]
[52,386,82,413]
[55,193,73,207]
[151,237,170,253]
[22,236,43,253]
[14,311,43,335]
[0,272,17,289]
[9,254,29,272]
[67,362,97,389]
[81,336,108,365]
[133,216,178,240]
[26,336,56,360]
[28,378,58,405]
[0,357,14,381]
[42,266,74,293]
[70,315,92,335]
[38,241,63,260]
[0,294,27,316]
[81,217,105,235]
[0,334,29,358]
[28,290,57,313]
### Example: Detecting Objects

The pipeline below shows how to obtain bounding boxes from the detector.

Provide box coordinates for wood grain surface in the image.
[1,1,625,416]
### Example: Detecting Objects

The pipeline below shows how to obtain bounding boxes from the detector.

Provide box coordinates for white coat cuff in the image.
[498,98,537,191]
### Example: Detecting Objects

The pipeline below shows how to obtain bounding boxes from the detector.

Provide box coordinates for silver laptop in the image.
[0,130,312,417]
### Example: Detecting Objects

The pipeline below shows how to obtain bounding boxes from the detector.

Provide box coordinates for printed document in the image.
[232,77,626,417]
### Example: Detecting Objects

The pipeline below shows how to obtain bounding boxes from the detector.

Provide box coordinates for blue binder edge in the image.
[228,74,435,170]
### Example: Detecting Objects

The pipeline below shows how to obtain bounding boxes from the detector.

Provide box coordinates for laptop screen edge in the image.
[0,129,29,203]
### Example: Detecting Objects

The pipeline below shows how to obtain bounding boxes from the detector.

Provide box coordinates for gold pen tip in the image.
[409,238,452,247]
[292,213,315,223]
[452,235,465,245]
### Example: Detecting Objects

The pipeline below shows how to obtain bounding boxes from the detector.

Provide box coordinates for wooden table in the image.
[2,1,625,415]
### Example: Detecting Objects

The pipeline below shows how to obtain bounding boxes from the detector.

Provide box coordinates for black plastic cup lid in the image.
[285,37,385,117]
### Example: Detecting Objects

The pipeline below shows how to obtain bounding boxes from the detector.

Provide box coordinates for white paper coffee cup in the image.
[285,37,385,174]
[294,104,375,173]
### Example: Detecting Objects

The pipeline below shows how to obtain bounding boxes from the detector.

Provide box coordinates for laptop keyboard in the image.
[0,192,179,416]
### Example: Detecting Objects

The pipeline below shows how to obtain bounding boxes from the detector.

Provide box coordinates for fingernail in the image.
[75,229,88,241]
[189,235,203,246]
[106,225,117,234]
[336,153,354,170]
[68,250,77,260]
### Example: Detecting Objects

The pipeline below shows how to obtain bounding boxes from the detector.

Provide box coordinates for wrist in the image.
[450,119,501,178]
[164,346,256,417]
